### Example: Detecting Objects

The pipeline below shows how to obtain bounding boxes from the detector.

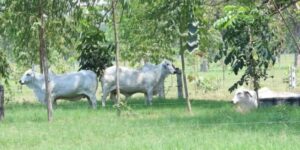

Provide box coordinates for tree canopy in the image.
[0,0,299,92]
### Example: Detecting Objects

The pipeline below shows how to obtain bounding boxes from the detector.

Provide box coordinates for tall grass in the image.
[1,99,300,150]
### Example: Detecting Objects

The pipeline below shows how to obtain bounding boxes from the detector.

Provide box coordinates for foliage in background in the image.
[0,51,9,80]
[214,5,280,92]
[77,28,114,78]
[0,0,82,69]
[76,5,114,78]
[188,75,220,93]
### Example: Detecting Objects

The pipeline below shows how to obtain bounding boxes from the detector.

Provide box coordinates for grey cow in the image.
[19,69,98,108]
[101,60,177,106]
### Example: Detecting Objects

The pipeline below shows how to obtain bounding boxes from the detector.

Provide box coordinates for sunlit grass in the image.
[0,99,300,150]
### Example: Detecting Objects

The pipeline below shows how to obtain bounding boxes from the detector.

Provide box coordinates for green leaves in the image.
[77,26,114,77]
[215,4,280,92]
[0,51,9,79]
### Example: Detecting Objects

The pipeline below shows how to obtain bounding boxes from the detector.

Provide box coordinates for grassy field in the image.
[1,54,300,149]
[1,99,300,150]
[7,54,299,103]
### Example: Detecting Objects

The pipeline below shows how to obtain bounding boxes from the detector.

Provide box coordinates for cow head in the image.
[19,69,36,85]
[232,89,253,104]
[162,60,177,74]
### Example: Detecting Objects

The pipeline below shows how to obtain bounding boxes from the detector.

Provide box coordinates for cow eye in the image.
[26,73,31,76]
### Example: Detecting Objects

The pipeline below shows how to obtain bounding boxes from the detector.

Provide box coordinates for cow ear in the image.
[244,91,252,97]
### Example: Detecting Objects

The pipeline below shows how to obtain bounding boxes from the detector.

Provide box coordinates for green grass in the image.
[1,99,300,150]
[1,54,300,149]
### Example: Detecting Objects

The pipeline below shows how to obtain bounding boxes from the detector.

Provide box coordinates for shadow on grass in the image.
[3,98,300,135]
[131,102,300,135]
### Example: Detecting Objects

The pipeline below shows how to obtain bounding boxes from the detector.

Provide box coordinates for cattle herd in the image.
[19,60,177,108]
[19,59,300,113]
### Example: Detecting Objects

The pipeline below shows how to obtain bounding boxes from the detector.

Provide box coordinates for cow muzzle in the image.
[19,80,24,85]
[174,68,180,74]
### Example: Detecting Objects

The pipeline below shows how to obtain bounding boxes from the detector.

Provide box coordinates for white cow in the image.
[232,88,258,113]
[19,69,98,108]
[109,63,161,100]
[232,87,300,112]
[101,60,177,106]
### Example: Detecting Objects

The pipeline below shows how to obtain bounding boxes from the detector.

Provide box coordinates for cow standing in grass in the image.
[19,69,98,108]
[101,60,177,106]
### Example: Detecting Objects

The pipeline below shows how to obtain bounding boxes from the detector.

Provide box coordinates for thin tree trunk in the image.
[295,53,299,67]
[222,58,226,85]
[39,0,52,122]
[272,0,300,65]
[180,38,192,113]
[112,0,121,116]
[176,69,184,99]
[0,85,4,121]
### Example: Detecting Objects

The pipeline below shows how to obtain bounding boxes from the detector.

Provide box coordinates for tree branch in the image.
[270,0,300,16]
[272,0,300,54]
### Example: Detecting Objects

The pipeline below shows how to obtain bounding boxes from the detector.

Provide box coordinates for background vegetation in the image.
[0,0,300,149]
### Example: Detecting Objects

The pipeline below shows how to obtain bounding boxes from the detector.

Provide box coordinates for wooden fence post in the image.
[0,85,4,121]
[289,66,296,89]
[176,68,183,99]
[158,81,165,99]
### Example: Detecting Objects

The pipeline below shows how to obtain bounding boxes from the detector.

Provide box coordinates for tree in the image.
[38,0,52,122]
[0,0,82,72]
[214,4,280,99]
[134,0,207,113]
[76,5,114,78]
[0,0,87,121]
[112,0,121,116]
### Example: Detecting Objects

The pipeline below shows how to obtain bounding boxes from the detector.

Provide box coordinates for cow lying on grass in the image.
[101,60,177,106]
[232,87,300,112]
[232,88,258,113]
[19,68,98,108]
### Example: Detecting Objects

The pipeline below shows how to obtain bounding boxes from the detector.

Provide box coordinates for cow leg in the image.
[90,95,97,109]
[110,92,117,104]
[144,93,148,105]
[146,88,153,106]
[86,94,97,109]
[102,90,110,107]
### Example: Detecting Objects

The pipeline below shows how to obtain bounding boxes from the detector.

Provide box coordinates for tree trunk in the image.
[0,85,4,121]
[294,53,299,67]
[222,58,226,84]
[273,1,300,67]
[180,38,192,113]
[39,0,52,122]
[112,0,121,116]
[176,69,184,99]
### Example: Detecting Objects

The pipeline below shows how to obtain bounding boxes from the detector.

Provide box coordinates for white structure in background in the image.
[289,66,296,89]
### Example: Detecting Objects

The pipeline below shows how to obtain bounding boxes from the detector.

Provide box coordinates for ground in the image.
[0,99,300,150]
[0,54,300,149]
